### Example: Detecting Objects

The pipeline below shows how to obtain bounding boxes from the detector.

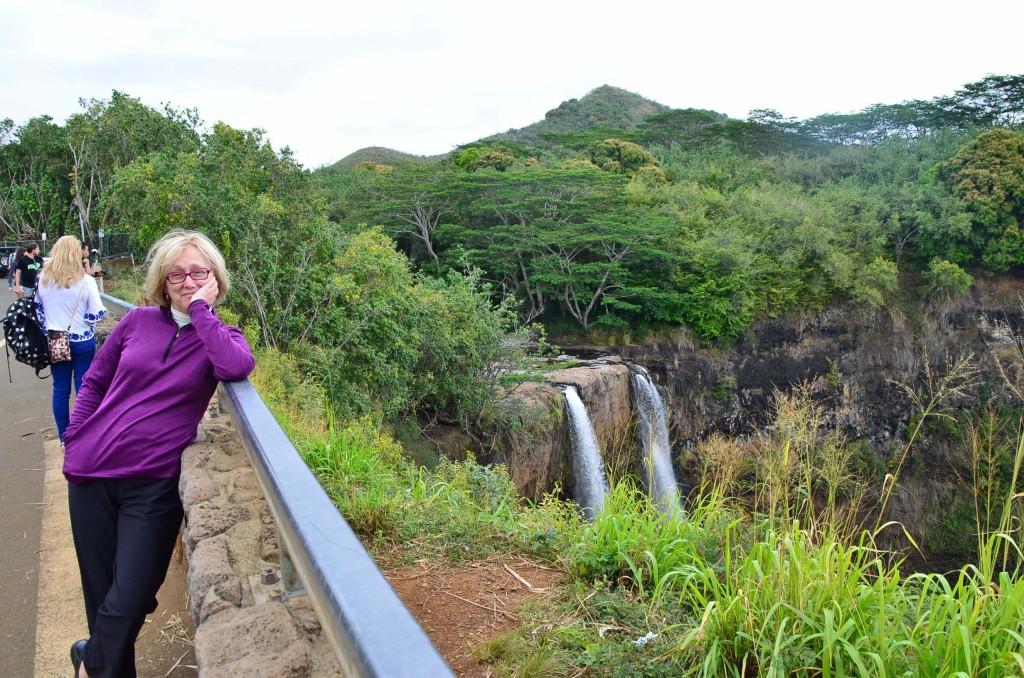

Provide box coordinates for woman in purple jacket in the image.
[64,230,255,678]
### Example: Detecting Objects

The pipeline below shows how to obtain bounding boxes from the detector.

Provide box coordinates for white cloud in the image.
[2,0,1022,167]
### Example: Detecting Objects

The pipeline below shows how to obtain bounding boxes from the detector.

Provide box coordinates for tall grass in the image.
[101,265,146,306]
[555,480,730,602]
[968,409,1024,570]
[671,525,910,676]
[876,352,979,531]
[905,561,1024,676]
[528,379,1024,675]
[301,417,531,560]
[698,384,867,541]
[651,359,1024,676]
[249,346,330,437]
[251,349,532,560]
[669,525,1024,676]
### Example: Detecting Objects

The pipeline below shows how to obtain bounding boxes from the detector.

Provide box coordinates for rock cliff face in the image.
[473,277,1024,563]
[453,361,633,503]
[616,278,1022,462]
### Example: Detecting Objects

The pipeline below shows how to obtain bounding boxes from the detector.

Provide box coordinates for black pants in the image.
[68,477,183,678]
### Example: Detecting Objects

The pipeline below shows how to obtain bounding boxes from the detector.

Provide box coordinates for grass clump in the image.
[101,266,146,306]
[298,415,534,564]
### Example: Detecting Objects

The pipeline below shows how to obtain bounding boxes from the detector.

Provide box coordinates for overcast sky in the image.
[3,0,1023,168]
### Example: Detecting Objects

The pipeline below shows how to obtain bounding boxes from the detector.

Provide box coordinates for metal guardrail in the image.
[100,294,455,678]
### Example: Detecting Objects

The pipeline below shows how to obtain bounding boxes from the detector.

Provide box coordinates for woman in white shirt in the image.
[35,235,108,445]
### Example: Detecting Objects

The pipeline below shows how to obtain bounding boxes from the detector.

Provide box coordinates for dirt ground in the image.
[384,556,563,677]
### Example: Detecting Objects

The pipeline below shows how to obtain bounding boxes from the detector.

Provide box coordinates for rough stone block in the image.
[210,452,249,472]
[227,467,262,503]
[259,507,280,563]
[185,503,251,549]
[194,602,310,676]
[188,534,237,622]
[286,595,322,635]
[180,443,214,474]
[199,589,238,623]
[181,468,220,507]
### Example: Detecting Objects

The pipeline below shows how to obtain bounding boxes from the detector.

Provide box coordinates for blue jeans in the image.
[52,337,96,444]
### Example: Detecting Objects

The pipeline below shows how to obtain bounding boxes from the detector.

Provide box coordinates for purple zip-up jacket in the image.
[63,300,255,483]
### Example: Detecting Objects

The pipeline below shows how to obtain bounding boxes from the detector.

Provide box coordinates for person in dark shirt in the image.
[82,243,102,278]
[7,246,25,292]
[14,242,42,298]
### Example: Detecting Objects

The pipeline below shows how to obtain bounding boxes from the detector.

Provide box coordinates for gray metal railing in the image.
[101,294,455,677]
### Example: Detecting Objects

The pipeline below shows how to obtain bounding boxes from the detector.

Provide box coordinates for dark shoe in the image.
[70,639,87,677]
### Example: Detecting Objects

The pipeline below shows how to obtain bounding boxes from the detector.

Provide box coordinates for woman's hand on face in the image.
[190,277,219,307]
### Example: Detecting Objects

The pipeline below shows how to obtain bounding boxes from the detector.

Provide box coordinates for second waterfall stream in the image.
[632,368,682,514]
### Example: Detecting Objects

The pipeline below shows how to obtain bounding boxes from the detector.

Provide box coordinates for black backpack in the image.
[3,297,50,380]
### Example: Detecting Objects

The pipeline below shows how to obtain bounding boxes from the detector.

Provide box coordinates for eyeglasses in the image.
[165,268,212,285]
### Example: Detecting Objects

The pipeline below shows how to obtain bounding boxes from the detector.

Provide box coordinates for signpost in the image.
[96,228,105,293]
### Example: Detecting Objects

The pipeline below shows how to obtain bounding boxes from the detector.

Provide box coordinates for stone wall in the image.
[180,403,342,676]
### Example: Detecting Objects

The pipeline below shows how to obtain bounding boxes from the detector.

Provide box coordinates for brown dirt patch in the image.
[385,556,563,677]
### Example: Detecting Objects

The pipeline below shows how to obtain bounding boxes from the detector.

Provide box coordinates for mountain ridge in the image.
[331,84,676,168]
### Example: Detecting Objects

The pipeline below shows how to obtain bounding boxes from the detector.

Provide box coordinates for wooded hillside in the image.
[1,75,1022,423]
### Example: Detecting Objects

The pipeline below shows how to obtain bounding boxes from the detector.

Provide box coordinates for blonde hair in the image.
[143,230,230,307]
[41,235,86,289]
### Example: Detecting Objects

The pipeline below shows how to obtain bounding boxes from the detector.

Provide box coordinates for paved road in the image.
[0,355,52,678]
[0,343,196,677]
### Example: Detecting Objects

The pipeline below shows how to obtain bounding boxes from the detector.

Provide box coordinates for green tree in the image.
[0,115,73,238]
[446,166,662,329]
[446,167,616,322]
[65,91,199,240]
[925,259,973,298]
[943,128,1024,271]
[586,138,663,178]
[106,122,338,349]
[411,268,536,426]
[636,108,725,147]
[455,141,533,172]
[342,163,460,268]
[302,228,537,425]
[935,74,1024,128]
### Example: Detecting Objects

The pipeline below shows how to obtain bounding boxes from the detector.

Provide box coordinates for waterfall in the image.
[562,386,609,519]
[632,368,682,514]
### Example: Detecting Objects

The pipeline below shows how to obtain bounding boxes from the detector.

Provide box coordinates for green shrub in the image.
[249,346,329,436]
[925,258,973,298]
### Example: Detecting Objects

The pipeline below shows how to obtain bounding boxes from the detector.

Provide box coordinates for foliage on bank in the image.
[252,353,1024,676]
